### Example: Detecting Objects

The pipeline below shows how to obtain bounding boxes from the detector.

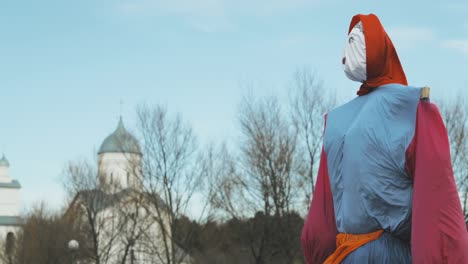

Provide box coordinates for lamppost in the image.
[68,239,79,264]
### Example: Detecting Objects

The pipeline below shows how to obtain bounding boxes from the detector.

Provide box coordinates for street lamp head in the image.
[68,240,79,251]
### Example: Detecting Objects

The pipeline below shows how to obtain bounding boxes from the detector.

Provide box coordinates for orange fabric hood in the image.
[348,14,408,95]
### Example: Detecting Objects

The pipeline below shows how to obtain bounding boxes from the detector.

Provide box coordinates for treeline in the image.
[175,212,304,264]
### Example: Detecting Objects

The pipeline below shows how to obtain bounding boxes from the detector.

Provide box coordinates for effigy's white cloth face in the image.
[343,22,367,83]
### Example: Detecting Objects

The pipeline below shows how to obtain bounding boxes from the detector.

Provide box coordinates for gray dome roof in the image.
[0,154,9,167]
[98,117,142,155]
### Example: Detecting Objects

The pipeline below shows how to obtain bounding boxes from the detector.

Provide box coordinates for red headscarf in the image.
[348,14,408,95]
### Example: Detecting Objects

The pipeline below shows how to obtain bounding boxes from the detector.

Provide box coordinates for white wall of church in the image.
[93,200,174,264]
[0,167,9,181]
[98,153,142,191]
[0,189,20,216]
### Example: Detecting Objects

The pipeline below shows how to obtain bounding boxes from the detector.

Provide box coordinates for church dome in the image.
[98,117,142,155]
[0,154,9,167]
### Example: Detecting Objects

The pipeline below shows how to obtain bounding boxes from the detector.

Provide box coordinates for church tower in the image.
[0,154,21,234]
[97,117,142,193]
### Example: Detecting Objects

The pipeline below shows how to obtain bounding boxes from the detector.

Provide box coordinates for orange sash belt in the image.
[324,229,384,264]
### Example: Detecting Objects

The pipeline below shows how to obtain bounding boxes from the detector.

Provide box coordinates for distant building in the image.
[0,154,21,244]
[68,117,192,264]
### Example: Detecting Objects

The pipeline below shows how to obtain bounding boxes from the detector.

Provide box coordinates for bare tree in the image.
[209,69,335,263]
[211,93,303,264]
[241,94,302,263]
[7,202,80,264]
[289,68,336,210]
[136,104,205,264]
[439,96,468,219]
[208,143,245,219]
[239,95,300,218]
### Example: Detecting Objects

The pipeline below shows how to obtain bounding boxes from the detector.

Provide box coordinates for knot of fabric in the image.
[324,229,384,264]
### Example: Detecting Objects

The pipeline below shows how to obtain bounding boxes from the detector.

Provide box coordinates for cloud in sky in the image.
[114,0,318,32]
[386,25,468,56]
[386,26,436,50]
[442,40,468,55]
[116,0,315,16]
[116,0,226,17]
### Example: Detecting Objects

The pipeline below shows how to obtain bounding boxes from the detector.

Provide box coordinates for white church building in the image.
[0,154,22,244]
[68,117,191,264]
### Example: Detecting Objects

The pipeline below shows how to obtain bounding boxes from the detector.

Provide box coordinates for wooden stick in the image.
[420,86,430,100]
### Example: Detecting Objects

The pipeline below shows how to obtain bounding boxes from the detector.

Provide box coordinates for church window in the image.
[5,232,15,256]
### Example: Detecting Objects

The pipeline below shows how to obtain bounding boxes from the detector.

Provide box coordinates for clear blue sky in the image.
[1,0,467,212]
